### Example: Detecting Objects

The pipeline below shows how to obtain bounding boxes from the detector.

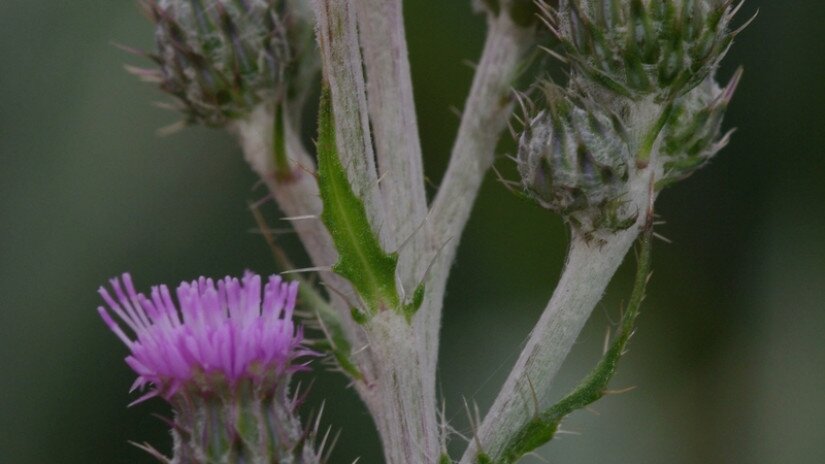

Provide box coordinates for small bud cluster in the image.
[551,0,744,100]
[516,0,746,236]
[137,0,316,127]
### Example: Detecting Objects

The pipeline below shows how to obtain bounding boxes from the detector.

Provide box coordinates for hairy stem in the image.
[312,2,439,462]
[234,106,332,263]
[460,172,654,463]
[464,231,639,462]
[423,13,534,378]
[359,312,441,464]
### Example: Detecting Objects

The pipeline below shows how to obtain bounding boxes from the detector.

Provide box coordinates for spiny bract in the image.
[657,69,741,188]
[137,0,314,127]
[548,0,746,100]
[517,84,636,235]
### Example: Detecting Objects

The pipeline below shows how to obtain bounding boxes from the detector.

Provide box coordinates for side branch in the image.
[421,14,534,374]
[429,16,532,248]
[462,228,641,462]
[460,175,655,463]
[482,223,654,464]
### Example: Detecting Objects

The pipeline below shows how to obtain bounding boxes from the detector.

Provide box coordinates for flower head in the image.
[517,84,636,236]
[549,0,746,100]
[98,272,312,403]
[133,0,318,127]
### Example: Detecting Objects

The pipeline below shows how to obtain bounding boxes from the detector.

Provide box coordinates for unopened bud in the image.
[517,85,636,235]
[136,0,315,127]
[551,0,746,100]
[658,69,742,188]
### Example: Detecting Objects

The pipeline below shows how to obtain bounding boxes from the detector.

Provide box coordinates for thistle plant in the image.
[102,0,751,462]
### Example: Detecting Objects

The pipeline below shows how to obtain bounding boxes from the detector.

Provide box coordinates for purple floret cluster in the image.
[98,272,311,404]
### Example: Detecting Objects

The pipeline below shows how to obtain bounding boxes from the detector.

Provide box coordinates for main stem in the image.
[358,312,441,464]
[312,2,438,462]
[354,0,429,293]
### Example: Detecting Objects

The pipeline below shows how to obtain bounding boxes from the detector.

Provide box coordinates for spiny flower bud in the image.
[548,0,747,100]
[135,0,314,127]
[98,272,328,463]
[517,85,636,235]
[658,69,741,187]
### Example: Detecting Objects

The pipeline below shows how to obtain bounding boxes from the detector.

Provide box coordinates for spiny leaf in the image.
[488,225,654,464]
[316,88,400,317]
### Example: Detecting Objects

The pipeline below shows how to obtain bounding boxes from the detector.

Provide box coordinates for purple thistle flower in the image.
[98,272,313,404]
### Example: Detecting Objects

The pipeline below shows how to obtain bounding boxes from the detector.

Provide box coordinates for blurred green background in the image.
[2,1,824,463]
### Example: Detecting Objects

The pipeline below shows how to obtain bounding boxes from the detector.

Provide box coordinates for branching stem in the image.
[423,12,535,381]
[459,170,655,463]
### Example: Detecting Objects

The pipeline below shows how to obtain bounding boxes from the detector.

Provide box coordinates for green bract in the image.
[551,0,744,100]
[143,0,315,127]
[517,85,635,235]
[659,69,742,187]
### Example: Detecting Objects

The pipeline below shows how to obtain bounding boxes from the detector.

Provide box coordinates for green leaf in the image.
[316,88,401,317]
[487,226,654,464]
